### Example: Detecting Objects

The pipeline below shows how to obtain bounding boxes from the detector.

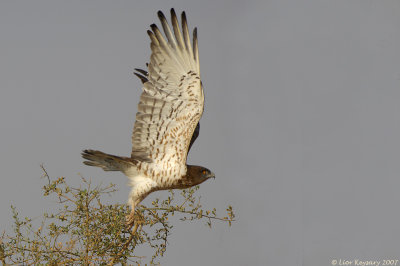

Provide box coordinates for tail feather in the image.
[82,149,136,171]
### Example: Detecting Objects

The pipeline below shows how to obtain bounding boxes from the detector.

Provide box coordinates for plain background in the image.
[1,1,400,265]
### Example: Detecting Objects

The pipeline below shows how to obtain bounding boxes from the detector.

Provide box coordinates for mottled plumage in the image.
[82,9,214,226]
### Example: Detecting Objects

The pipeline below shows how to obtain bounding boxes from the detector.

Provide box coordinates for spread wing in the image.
[131,9,204,168]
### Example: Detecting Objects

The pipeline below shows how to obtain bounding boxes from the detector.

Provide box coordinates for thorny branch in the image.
[0,166,235,265]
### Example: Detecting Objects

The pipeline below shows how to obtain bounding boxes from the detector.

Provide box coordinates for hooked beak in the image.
[209,172,215,179]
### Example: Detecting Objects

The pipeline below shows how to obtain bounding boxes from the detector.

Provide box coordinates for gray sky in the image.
[1,1,400,265]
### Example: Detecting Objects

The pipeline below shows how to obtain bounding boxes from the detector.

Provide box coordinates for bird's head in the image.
[186,165,215,186]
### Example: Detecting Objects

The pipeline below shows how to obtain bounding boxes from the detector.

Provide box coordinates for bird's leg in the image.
[125,203,137,227]
[125,181,155,227]
[126,196,145,227]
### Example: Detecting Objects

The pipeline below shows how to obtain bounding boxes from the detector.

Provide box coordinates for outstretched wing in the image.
[131,9,204,169]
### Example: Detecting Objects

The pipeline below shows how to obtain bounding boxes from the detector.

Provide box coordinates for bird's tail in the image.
[82,149,136,171]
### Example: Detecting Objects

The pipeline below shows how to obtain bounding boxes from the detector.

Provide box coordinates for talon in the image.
[125,212,136,227]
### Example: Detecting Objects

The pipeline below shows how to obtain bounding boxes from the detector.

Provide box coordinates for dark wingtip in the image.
[134,68,148,75]
[134,72,148,84]
[170,8,177,18]
[157,10,166,20]
[134,73,146,83]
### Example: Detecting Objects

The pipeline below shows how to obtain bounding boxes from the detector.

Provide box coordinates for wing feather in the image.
[181,12,195,70]
[157,11,177,49]
[171,9,185,53]
[193,27,200,75]
[131,9,203,173]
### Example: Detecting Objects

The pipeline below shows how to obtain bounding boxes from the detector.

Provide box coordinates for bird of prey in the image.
[82,9,214,226]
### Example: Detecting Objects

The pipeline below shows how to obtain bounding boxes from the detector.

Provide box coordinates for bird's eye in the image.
[202,170,207,175]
